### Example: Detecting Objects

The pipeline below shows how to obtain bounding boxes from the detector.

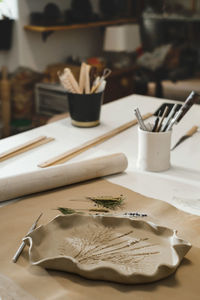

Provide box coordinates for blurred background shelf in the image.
[24,18,137,32]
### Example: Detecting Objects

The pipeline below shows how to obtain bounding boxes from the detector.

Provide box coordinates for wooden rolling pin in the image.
[0,66,11,137]
[0,153,128,202]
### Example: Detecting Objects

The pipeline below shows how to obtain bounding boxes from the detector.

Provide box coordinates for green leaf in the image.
[57,207,77,215]
[87,195,125,210]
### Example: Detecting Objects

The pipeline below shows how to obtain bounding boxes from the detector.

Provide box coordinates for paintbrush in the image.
[91,68,111,93]
[166,91,199,131]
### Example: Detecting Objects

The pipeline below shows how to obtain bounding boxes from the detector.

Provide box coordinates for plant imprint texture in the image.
[58,223,160,269]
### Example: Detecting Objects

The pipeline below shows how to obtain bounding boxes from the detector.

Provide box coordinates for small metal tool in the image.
[12,213,43,263]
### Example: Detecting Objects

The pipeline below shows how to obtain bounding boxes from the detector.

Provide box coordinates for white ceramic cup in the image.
[137,127,172,172]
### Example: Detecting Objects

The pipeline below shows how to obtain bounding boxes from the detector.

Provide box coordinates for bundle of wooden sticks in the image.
[58,62,111,94]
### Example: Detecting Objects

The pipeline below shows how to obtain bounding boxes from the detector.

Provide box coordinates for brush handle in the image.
[176,91,198,123]
[156,106,169,132]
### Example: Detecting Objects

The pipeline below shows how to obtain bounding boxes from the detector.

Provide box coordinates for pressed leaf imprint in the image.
[58,223,159,267]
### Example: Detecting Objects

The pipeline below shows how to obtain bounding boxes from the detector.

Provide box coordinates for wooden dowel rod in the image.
[0,136,54,162]
[38,112,153,168]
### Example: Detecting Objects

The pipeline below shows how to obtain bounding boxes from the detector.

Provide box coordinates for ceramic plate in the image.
[24,214,191,284]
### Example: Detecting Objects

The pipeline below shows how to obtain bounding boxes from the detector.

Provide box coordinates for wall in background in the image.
[0,0,103,72]
[0,21,20,71]
[167,0,200,11]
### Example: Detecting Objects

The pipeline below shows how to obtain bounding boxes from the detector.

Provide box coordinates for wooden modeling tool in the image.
[171,125,198,151]
[0,136,54,162]
[58,69,75,93]
[79,62,86,93]
[38,112,153,168]
[85,64,91,94]
[66,68,81,94]
[59,68,81,94]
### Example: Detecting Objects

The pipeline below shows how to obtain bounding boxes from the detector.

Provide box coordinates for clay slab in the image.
[24,214,191,284]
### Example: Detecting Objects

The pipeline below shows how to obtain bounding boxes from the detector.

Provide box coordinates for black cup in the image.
[67,92,103,127]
